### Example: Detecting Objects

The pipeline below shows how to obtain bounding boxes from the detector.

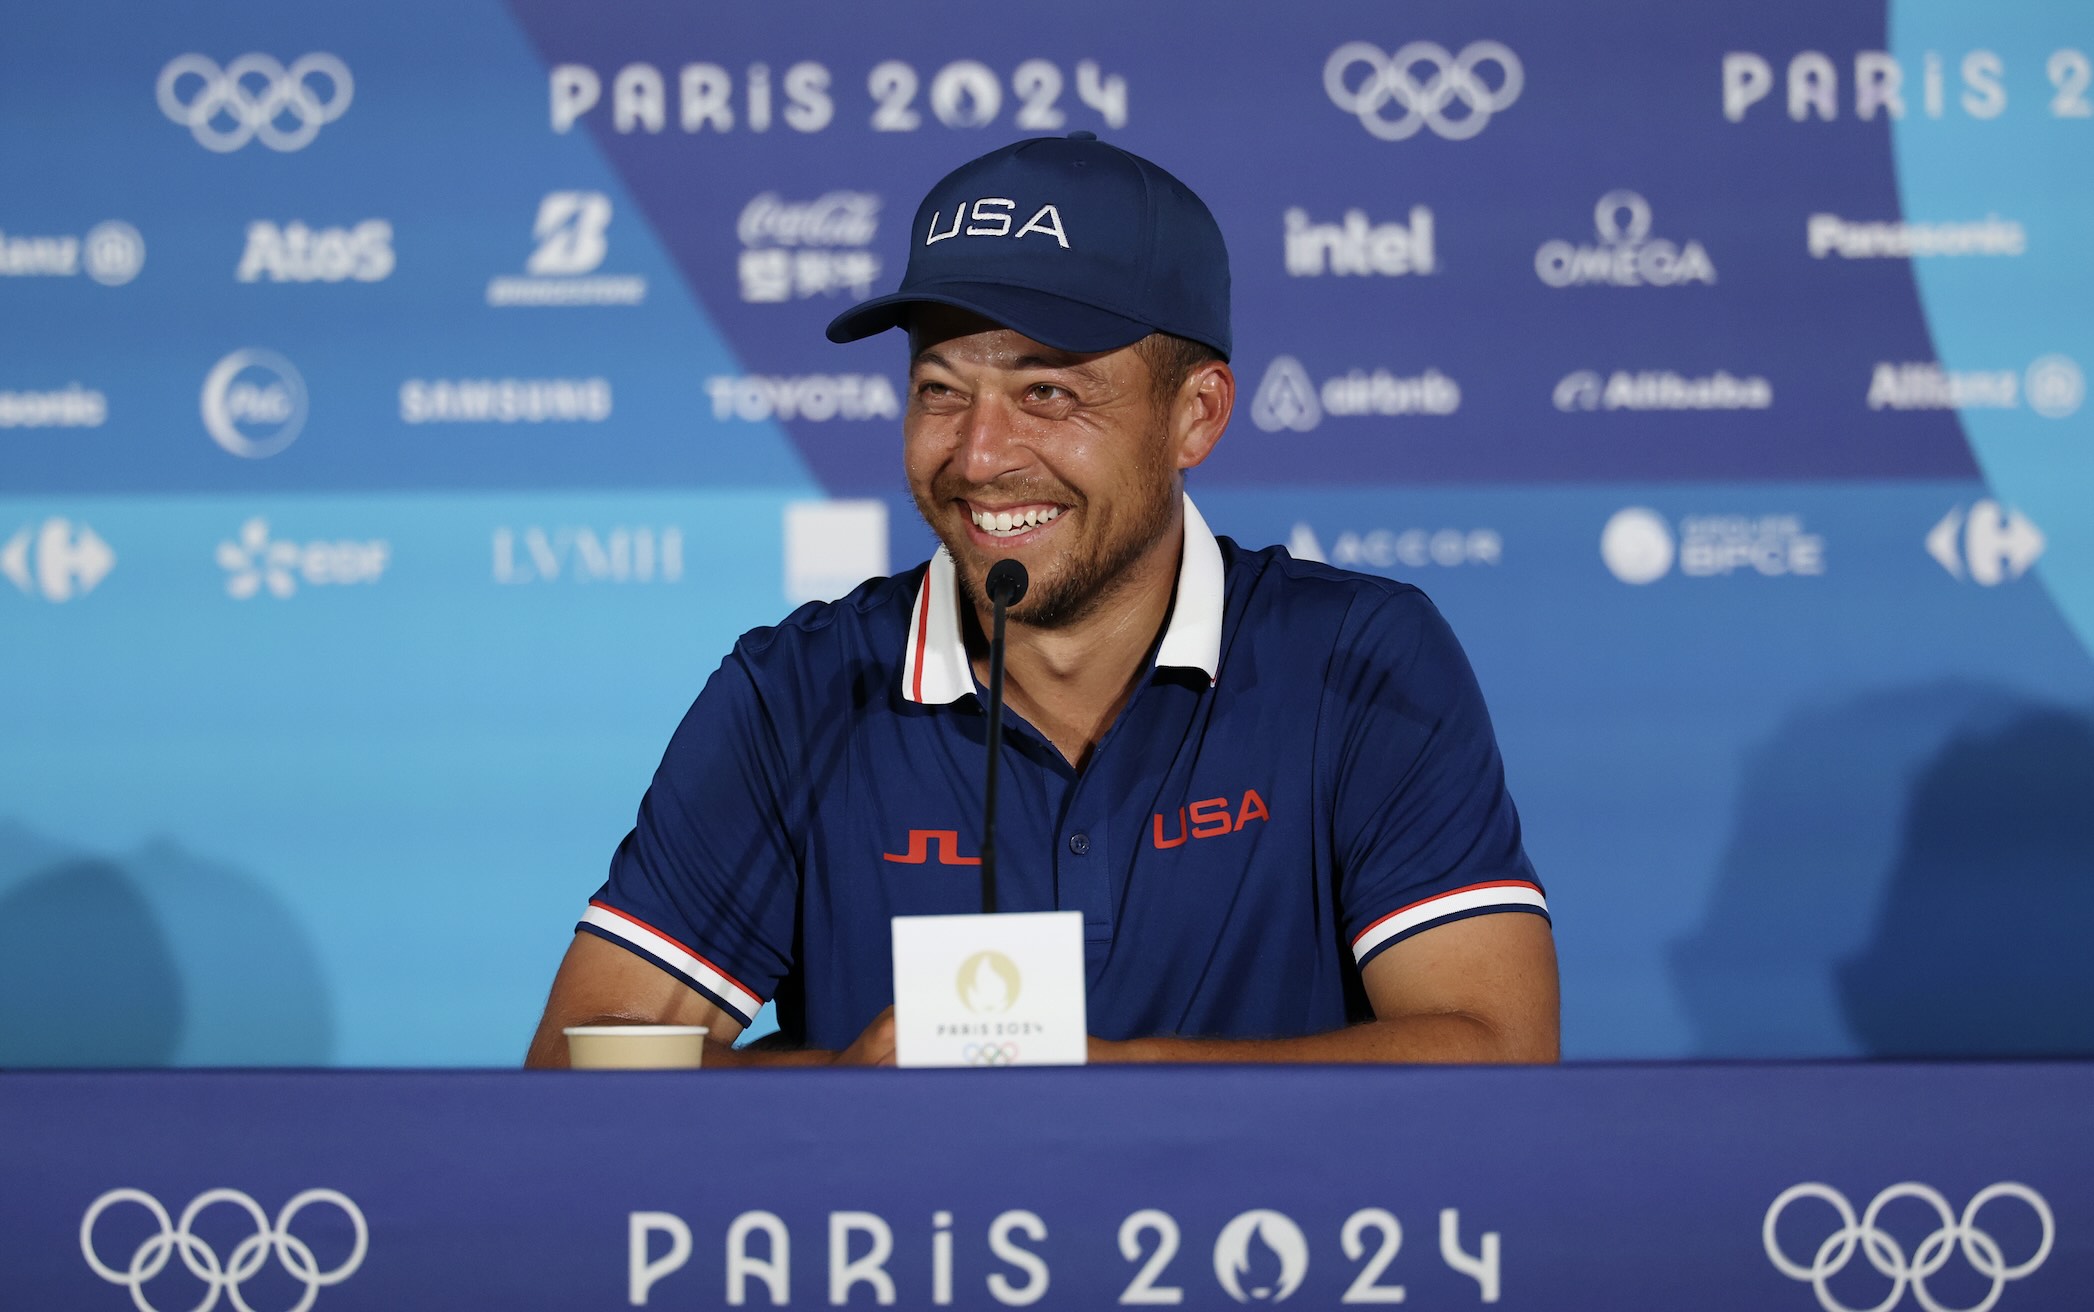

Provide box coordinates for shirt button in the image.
[1068,832,1091,856]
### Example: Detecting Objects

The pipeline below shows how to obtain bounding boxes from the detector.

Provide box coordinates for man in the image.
[527,133,1556,1068]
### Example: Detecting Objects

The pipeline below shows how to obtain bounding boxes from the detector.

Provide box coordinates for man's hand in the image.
[1085,913,1558,1064]
[831,1006,898,1067]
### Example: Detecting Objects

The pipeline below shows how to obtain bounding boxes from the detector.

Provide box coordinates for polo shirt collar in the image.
[900,492,1224,705]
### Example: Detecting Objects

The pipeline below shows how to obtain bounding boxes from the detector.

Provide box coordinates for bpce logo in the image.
[81,1187,368,1312]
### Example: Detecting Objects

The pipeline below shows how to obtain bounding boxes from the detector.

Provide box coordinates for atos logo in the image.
[1927,501,2044,586]
[884,829,981,866]
[237,220,393,283]
[1153,790,1269,849]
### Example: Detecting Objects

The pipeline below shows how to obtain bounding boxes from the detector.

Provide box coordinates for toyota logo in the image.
[81,1187,368,1312]
[156,54,353,153]
[1324,41,1524,141]
[1763,1182,2053,1312]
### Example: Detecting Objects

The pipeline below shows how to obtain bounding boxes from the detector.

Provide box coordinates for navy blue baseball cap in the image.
[826,132,1231,360]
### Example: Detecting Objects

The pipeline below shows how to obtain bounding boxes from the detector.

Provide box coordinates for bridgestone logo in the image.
[485,275,645,306]
[399,377,612,423]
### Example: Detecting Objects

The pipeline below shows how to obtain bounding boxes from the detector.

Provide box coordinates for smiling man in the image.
[526,134,1556,1068]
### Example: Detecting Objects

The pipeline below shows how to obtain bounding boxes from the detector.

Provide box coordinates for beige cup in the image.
[563,1024,709,1070]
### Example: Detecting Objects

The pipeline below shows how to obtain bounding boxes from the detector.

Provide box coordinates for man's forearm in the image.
[1090,1011,1558,1065]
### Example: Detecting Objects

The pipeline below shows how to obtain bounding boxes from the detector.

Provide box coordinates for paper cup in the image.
[563,1024,709,1070]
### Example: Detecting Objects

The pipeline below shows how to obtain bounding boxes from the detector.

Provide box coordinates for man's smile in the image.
[964,500,1068,543]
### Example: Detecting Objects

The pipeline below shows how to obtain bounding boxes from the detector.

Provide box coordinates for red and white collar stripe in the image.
[900,492,1225,705]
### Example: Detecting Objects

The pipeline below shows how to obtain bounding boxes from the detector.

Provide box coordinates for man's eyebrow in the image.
[910,348,952,372]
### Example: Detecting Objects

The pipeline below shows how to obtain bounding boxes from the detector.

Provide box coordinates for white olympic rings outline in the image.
[156,54,353,153]
[961,1042,1019,1067]
[1323,41,1524,141]
[81,1187,368,1312]
[1763,1182,2054,1312]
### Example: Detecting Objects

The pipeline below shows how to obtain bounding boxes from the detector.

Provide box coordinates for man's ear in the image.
[1174,361,1235,471]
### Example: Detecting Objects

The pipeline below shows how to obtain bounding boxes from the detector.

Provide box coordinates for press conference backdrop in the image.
[2,0,2090,1067]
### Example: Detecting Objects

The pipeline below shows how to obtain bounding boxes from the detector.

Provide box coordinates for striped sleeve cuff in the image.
[1350,879,1550,967]
[577,900,765,1025]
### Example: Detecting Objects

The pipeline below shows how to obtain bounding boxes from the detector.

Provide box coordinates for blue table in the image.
[3,1063,2086,1310]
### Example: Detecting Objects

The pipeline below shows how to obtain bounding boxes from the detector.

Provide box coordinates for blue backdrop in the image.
[2,0,2090,1065]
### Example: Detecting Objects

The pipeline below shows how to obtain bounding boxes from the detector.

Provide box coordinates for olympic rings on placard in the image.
[960,1042,1020,1067]
[1323,41,1523,142]
[156,54,354,153]
[1763,1182,2053,1312]
[81,1187,368,1312]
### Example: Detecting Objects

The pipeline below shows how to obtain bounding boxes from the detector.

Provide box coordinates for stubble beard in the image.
[918,434,1180,633]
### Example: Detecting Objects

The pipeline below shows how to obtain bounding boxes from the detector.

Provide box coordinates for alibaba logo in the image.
[956,951,1021,1015]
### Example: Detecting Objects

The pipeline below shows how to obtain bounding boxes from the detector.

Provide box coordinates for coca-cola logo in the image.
[738,191,880,248]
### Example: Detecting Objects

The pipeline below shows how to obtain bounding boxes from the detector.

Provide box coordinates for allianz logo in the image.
[217,517,388,600]
[1868,357,2082,419]
[487,191,646,307]
[2,517,115,603]
[1928,500,2043,586]
[1555,369,1771,412]
[1284,206,1434,277]
[1250,356,1459,433]
[1289,523,1501,570]
[1537,191,1714,288]
[399,377,612,424]
[1601,507,1825,585]
[0,384,106,429]
[1722,49,2090,122]
[707,373,899,422]
[1808,213,2024,259]
[0,221,143,285]
[493,526,684,585]
[238,219,393,283]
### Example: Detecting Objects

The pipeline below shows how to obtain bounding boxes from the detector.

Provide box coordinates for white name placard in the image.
[891,911,1088,1068]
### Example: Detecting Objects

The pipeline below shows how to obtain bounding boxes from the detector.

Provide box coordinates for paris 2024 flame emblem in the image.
[956,951,1021,1015]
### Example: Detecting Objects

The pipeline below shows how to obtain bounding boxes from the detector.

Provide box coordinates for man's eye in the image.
[917,381,950,397]
[1028,383,1068,402]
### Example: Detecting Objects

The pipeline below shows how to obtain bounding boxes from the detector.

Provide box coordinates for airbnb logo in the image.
[1153,790,1269,849]
[883,829,981,866]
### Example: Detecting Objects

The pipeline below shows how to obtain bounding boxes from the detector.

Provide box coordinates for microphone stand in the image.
[980,559,1028,915]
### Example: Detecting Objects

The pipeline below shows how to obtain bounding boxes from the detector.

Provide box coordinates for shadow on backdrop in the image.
[0,820,335,1067]
[1670,683,2094,1058]
[1839,707,2094,1055]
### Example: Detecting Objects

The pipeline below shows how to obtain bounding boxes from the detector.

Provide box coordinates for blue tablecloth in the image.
[4,1063,2086,1310]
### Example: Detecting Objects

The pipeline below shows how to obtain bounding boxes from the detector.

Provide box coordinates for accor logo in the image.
[1153,790,1269,849]
[884,829,981,866]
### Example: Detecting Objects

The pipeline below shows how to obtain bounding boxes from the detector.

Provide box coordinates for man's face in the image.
[904,307,1181,629]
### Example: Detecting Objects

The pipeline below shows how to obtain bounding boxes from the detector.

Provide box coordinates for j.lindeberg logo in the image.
[81,1187,368,1312]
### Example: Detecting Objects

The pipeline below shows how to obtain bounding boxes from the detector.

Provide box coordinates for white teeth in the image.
[971,505,1062,537]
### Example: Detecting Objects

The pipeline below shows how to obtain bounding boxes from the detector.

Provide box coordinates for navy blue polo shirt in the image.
[581,497,1545,1049]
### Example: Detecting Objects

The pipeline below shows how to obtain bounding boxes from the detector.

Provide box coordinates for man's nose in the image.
[954,397,1029,484]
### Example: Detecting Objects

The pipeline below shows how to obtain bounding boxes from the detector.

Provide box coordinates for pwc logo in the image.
[1153,789,1269,849]
[883,829,981,866]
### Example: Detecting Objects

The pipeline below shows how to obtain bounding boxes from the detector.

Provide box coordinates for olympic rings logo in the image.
[1323,41,1523,142]
[81,1187,368,1312]
[1763,1182,2054,1312]
[156,54,354,153]
[961,1042,1019,1066]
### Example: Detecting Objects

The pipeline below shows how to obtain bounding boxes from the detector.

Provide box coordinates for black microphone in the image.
[979,559,1028,915]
